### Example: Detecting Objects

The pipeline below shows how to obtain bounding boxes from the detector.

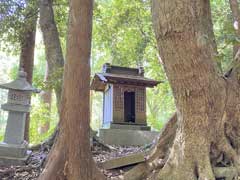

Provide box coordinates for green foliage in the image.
[91,92,103,130]
[211,0,236,71]
[0,0,38,53]
[7,47,64,93]
[8,64,18,79]
[0,110,7,141]
[8,55,46,90]
[93,0,155,67]
[147,83,175,130]
[0,134,3,142]
[29,97,58,145]
[44,67,64,91]
[92,0,175,129]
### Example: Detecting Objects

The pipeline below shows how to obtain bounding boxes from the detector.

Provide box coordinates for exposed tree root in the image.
[153,108,240,180]
[38,139,66,180]
[30,126,59,151]
[92,134,112,152]
[217,134,240,172]
[155,134,216,180]
[116,113,177,180]
[148,113,177,161]
[38,126,107,180]
[213,167,238,180]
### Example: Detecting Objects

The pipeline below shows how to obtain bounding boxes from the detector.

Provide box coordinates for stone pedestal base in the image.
[0,143,31,166]
[0,154,30,166]
[99,128,159,146]
[110,123,151,131]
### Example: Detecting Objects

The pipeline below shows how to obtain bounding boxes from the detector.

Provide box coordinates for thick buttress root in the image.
[153,125,240,180]
[118,113,177,180]
[120,111,240,180]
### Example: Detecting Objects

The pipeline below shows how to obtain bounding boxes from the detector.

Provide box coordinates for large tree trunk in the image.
[38,0,105,179]
[40,0,64,113]
[19,7,37,142]
[151,0,240,179]
[120,1,240,179]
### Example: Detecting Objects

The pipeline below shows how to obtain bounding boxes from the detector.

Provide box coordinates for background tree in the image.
[20,2,38,141]
[38,0,105,179]
[38,63,52,134]
[39,0,65,113]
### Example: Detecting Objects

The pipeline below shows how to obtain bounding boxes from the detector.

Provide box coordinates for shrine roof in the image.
[91,64,162,91]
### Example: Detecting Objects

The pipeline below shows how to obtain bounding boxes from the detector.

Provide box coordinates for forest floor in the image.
[0,139,146,180]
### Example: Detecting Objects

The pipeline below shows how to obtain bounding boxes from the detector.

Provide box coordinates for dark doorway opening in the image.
[124,91,135,123]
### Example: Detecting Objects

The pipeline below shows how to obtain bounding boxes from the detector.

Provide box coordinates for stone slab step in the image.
[99,152,145,170]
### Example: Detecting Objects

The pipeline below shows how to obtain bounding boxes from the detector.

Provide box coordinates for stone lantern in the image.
[0,69,39,165]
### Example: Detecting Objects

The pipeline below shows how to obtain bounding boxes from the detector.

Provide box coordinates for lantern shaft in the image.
[4,112,26,144]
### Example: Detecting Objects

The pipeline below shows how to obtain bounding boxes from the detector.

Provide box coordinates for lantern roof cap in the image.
[0,69,39,92]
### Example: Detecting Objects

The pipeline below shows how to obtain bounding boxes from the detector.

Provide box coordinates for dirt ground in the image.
[0,141,146,180]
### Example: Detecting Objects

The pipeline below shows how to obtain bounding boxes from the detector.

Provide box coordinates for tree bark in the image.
[40,0,64,113]
[121,1,240,179]
[19,6,37,142]
[122,113,177,180]
[151,0,240,179]
[38,0,106,179]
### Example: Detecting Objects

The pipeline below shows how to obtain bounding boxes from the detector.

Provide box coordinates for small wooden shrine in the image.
[91,63,161,130]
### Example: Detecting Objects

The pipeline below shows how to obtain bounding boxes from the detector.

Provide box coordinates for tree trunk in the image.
[38,0,106,179]
[121,1,240,179]
[152,0,240,179]
[40,0,64,113]
[19,8,37,142]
